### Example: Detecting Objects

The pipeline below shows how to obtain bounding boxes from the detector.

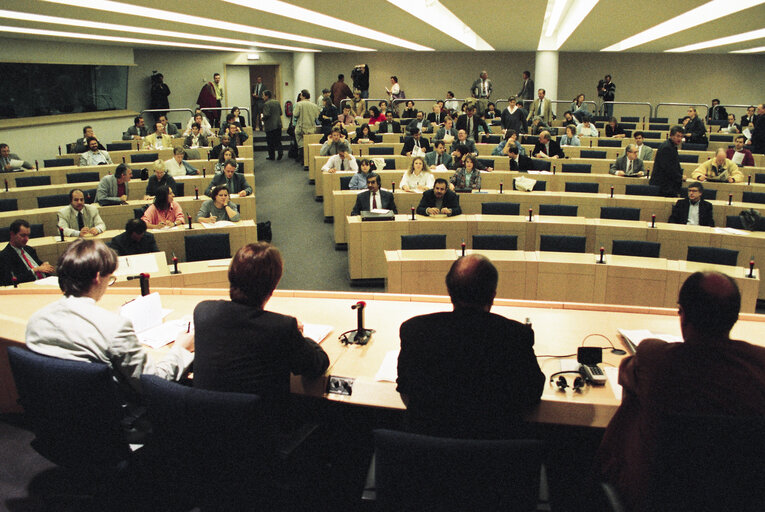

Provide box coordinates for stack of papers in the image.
[115,253,160,276]
[617,329,682,353]
[120,292,189,349]
[201,220,236,229]
[375,350,400,382]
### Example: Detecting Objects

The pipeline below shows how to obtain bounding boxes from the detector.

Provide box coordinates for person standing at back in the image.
[261,89,283,161]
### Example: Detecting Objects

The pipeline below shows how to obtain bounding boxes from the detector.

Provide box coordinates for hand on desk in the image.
[175,331,195,352]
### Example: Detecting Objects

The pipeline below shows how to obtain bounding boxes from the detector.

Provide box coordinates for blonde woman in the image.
[400,156,434,192]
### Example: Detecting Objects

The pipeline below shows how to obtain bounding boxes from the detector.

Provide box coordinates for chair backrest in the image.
[620,116,639,123]
[755,173,765,184]
[681,187,717,200]
[481,202,520,215]
[7,346,129,467]
[0,226,8,242]
[522,134,539,145]
[44,158,74,168]
[612,240,661,258]
[742,191,765,205]
[686,246,739,267]
[600,207,640,221]
[565,182,598,193]
[649,117,669,124]
[625,184,662,197]
[184,233,231,262]
[529,158,550,171]
[339,176,353,190]
[472,235,518,251]
[678,153,699,163]
[539,235,586,253]
[580,150,606,159]
[131,152,159,163]
[597,139,622,148]
[484,134,501,144]
[709,133,733,142]
[82,189,97,204]
[106,142,132,151]
[648,124,670,131]
[401,234,447,250]
[373,429,543,511]
[37,194,70,208]
[726,215,765,231]
[384,158,396,170]
[16,175,51,187]
[561,163,591,173]
[368,146,394,155]
[0,198,18,212]
[66,171,100,184]
[539,204,578,217]
[682,143,707,152]
[644,141,661,149]
[477,158,493,170]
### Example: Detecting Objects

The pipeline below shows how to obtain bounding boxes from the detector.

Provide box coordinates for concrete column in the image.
[534,51,559,101]
[293,52,316,103]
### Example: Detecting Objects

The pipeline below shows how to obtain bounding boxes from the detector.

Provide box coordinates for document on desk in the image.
[33,276,59,286]
[303,323,332,343]
[207,258,232,267]
[617,329,682,353]
[713,227,749,236]
[200,220,236,229]
[115,253,160,276]
[120,292,188,348]
[375,350,400,382]
[604,367,622,399]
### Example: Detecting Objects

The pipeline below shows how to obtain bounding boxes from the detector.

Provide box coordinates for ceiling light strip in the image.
[665,28,765,52]
[730,46,765,53]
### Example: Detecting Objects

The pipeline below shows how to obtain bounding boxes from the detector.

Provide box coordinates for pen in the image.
[186,322,191,333]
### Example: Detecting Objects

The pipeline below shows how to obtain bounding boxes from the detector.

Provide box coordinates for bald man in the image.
[597,271,765,511]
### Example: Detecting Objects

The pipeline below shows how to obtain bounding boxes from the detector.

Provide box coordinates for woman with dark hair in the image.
[354,123,380,144]
[450,154,482,191]
[197,185,240,223]
[368,106,384,125]
[570,93,590,122]
[559,125,581,146]
[349,159,373,190]
[401,100,418,119]
[142,185,185,229]
[230,106,246,127]
[215,148,236,173]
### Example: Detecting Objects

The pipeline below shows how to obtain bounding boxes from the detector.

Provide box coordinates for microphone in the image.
[187,214,192,229]
[139,273,150,296]
[343,301,375,345]
[59,227,65,242]
[171,252,180,274]
[499,181,503,194]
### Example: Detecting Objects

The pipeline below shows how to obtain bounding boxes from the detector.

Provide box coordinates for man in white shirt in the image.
[576,119,599,137]
[165,146,197,177]
[57,188,106,237]
[321,149,357,173]
[79,137,112,166]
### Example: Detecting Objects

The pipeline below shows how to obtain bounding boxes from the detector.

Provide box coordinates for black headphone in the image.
[549,371,584,392]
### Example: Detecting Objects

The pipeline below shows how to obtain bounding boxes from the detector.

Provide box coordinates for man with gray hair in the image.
[0,143,33,172]
[609,144,645,177]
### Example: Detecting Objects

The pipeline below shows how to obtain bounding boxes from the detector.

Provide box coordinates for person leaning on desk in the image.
[197,185,240,223]
[416,178,462,216]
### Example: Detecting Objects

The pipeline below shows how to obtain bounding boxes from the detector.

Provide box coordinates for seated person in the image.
[668,181,714,227]
[197,185,241,223]
[351,172,397,215]
[605,117,626,138]
[183,122,209,148]
[214,149,237,173]
[609,144,645,177]
[184,113,214,138]
[401,100,418,119]
[494,129,527,156]
[142,186,185,229]
[225,123,249,146]
[484,102,497,119]
[741,106,757,129]
[376,111,401,134]
[528,116,549,136]
[319,120,348,144]
[209,134,239,161]
[145,159,178,198]
[449,154,482,191]
[427,103,448,129]
[338,104,356,125]
[156,114,179,137]
[633,132,654,161]
[321,148,357,173]
[401,128,431,156]
[561,111,580,127]
[192,243,329,418]
[348,158,373,190]
[108,219,159,256]
[691,148,745,183]
[231,106,246,127]
[367,106,384,125]
[449,129,477,156]
[73,126,105,153]
[425,140,453,169]
[570,94,590,122]
[532,130,565,159]
[451,145,490,172]
[319,128,351,156]
[0,143,33,172]
[95,163,131,206]
[507,145,533,171]
[353,123,380,144]
[722,113,741,134]
[434,116,458,144]
[349,90,366,118]
[220,113,241,136]
[319,97,338,137]
[79,137,113,166]
[142,122,172,150]
[57,188,106,237]
[406,111,431,135]
[444,91,460,114]
[416,178,462,216]
[726,135,755,167]
[576,118,599,137]
[165,146,198,177]
[122,116,148,140]
[0,219,55,286]
[205,159,252,197]
[400,156,435,192]
[558,125,580,146]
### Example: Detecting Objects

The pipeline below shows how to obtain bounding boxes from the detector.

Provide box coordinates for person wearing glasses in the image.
[609,144,645,177]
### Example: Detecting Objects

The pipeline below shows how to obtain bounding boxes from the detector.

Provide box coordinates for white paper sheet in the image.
[120,292,163,334]
[303,323,332,343]
[115,253,160,276]
[618,328,682,352]
[604,367,622,399]
[375,350,400,382]
[33,276,59,286]
[713,227,749,235]
[138,315,192,349]
[200,220,236,229]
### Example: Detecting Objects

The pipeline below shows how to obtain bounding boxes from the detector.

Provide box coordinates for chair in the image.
[678,154,699,163]
[0,198,18,211]
[539,204,578,217]
[625,184,662,196]
[539,235,586,253]
[66,171,100,184]
[472,235,518,250]
[742,191,765,204]
[612,240,661,258]
[401,234,446,250]
[597,139,622,148]
[601,207,640,221]
[481,202,520,215]
[644,141,661,149]
[371,429,543,511]
[383,158,396,170]
[7,346,130,468]
[726,215,765,231]
[0,227,8,242]
[106,142,132,151]
[649,117,668,124]
[133,205,149,219]
[562,163,591,173]
[565,182,598,193]
[339,176,353,190]
[648,124,669,131]
[513,178,547,191]
[185,233,231,262]
[484,134,501,144]
[522,134,539,145]
[755,173,765,184]
[620,116,639,123]
[478,158,494,170]
[529,158,550,171]
[368,146,394,155]
[16,175,51,187]
[30,224,44,238]
[83,188,97,204]
[44,158,75,168]
[686,246,739,267]
[710,133,733,142]
[580,150,606,159]
[130,152,159,163]
[37,194,70,208]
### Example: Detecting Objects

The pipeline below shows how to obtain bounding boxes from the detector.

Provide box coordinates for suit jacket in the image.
[209,143,238,161]
[377,120,401,134]
[456,114,489,141]
[434,126,459,142]
[609,155,645,176]
[1,153,33,171]
[636,144,654,161]
[509,155,534,171]
[108,231,159,256]
[684,117,707,144]
[426,111,448,126]
[668,198,714,227]
[96,174,129,206]
[293,99,321,131]
[707,105,728,121]
[351,189,397,215]
[0,244,48,286]
[397,309,544,438]
[57,204,106,237]
[122,125,148,140]
[471,78,493,98]
[518,78,535,100]
[401,136,431,156]
[424,150,452,168]
[204,172,252,196]
[262,98,283,132]
[527,98,553,124]
[532,139,565,159]
[416,189,462,216]
[650,140,683,197]
[751,114,765,154]
[142,133,173,150]
[183,134,209,148]
[406,118,432,134]
[501,107,527,133]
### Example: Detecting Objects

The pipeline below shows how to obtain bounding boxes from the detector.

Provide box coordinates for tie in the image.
[20,249,43,279]
[468,117,473,137]
[627,161,632,175]
[372,193,377,209]
[538,101,543,115]
[436,154,441,166]
[77,211,84,230]
[340,159,345,171]
[226,178,232,192]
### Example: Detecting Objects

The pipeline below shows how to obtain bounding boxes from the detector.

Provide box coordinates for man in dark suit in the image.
[426,103,448,129]
[0,219,55,286]
[507,145,533,171]
[424,140,452,169]
[456,106,489,142]
[108,219,160,256]
[401,129,431,156]
[377,111,401,134]
[683,107,707,144]
[209,135,239,161]
[532,130,565,159]
[650,126,685,197]
[707,99,728,122]
[397,253,544,438]
[609,144,645,177]
[204,160,252,197]
[416,178,461,216]
[749,103,765,155]
[668,181,714,227]
[261,89,283,160]
[517,71,534,102]
[351,172,397,215]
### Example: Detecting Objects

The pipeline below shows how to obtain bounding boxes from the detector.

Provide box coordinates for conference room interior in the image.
[2,1,765,510]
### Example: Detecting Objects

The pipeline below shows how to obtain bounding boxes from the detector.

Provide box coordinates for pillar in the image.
[293,52,316,103]
[534,51,559,101]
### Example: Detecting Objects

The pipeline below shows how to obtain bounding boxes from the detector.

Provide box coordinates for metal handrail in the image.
[200,107,251,126]
[654,103,709,123]
[601,101,653,119]
[141,108,194,118]
[340,97,467,116]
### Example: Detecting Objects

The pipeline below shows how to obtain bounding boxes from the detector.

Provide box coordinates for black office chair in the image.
[237,162,245,174]
[478,158,494,170]
[686,246,739,267]
[562,163,591,173]
[7,346,130,469]
[368,146,394,155]
[484,134,501,144]
[401,234,447,250]
[482,202,520,215]
[83,188,97,204]
[66,171,100,184]
[681,187,717,200]
[625,184,662,196]
[106,142,132,151]
[539,204,578,217]
[539,235,586,253]
[133,204,149,219]
[30,224,44,238]
[709,134,733,142]
[522,134,539,145]
[0,227,8,242]
[339,176,353,190]
[565,182,598,193]
[44,158,75,168]
[0,198,18,212]
[755,173,765,184]
[472,235,518,251]
[172,182,185,197]
[726,215,765,231]
[601,207,640,221]
[131,152,159,163]
[513,178,547,191]
[371,429,543,511]
[16,175,51,187]
[678,153,699,163]
[682,143,707,152]
[384,158,396,170]
[580,150,606,159]
[529,158,550,171]
[37,194,70,208]
[742,192,765,205]
[597,139,622,148]
[644,141,661,149]
[612,240,661,258]
[648,124,670,131]
[649,117,669,124]
[620,116,639,123]
[185,233,231,262]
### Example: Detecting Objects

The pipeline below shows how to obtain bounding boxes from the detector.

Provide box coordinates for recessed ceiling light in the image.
[730,46,765,53]
[666,28,765,52]
[538,0,599,51]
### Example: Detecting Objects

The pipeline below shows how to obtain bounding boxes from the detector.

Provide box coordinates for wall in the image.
[0,37,135,66]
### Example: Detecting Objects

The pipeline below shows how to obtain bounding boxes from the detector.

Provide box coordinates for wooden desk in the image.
[58,145,253,166]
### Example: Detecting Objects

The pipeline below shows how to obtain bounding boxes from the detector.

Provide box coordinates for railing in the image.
[654,103,709,123]
[200,107,251,126]
[601,102,653,119]
[140,108,194,123]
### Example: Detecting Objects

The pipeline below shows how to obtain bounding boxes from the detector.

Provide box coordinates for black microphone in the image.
[344,301,375,345]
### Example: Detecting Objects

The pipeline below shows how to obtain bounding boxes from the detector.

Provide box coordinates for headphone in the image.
[549,371,585,392]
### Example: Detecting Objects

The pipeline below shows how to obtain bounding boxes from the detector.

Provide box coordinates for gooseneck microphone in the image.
[340,301,375,345]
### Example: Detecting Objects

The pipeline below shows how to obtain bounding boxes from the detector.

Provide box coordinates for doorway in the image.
[249,65,280,130]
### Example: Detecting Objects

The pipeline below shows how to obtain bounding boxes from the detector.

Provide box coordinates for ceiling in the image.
[0,0,763,54]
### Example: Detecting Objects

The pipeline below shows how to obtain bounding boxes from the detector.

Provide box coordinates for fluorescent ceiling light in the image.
[602,0,765,52]
[386,0,492,51]
[42,0,374,51]
[228,0,432,51]
[0,9,317,52]
[666,28,765,52]
[538,0,599,51]
[0,25,244,51]
[731,46,765,53]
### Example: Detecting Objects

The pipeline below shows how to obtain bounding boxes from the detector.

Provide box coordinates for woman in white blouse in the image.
[400,156,434,192]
